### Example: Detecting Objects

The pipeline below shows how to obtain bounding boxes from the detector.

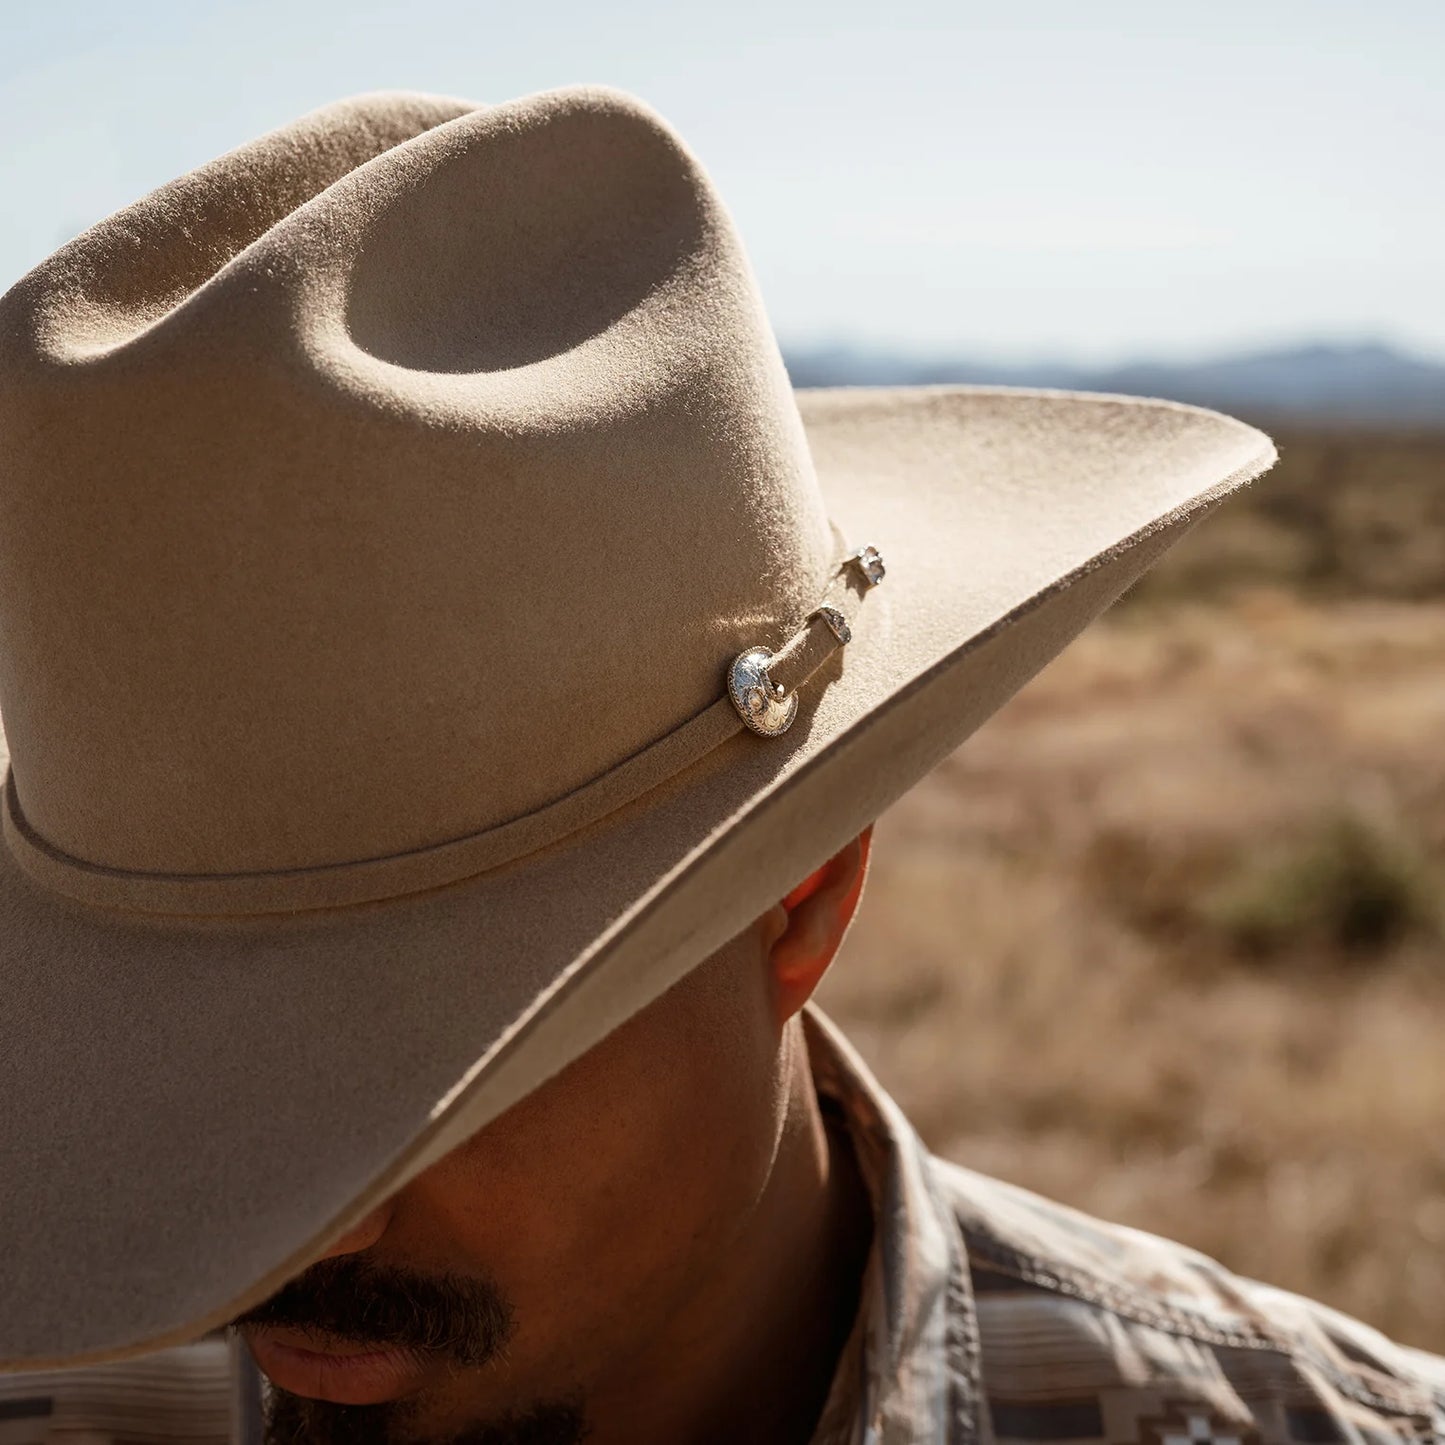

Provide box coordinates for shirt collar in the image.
[803,1004,982,1445]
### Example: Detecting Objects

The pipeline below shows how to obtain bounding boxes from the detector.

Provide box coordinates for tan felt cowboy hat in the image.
[0,84,1274,1370]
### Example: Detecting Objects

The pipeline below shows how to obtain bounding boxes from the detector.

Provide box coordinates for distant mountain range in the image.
[782,341,1445,430]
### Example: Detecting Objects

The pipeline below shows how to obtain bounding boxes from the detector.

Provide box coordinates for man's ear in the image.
[766,826,874,1024]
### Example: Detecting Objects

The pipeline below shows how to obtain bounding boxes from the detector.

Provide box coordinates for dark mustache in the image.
[232,1254,515,1369]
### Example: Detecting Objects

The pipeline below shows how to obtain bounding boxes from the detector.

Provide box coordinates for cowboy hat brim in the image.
[0,383,1273,1369]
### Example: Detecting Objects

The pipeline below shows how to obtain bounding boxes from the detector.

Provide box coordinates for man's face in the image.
[233,920,793,1445]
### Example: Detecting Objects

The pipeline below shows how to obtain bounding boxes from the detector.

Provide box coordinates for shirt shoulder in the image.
[928,1156,1445,1445]
[0,1338,233,1444]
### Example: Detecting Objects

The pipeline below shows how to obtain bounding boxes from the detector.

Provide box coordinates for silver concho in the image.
[728,647,799,737]
[810,603,851,645]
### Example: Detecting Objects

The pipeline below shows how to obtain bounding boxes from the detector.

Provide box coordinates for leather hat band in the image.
[2,547,883,917]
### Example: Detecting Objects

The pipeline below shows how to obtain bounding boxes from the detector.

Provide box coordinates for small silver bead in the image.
[811,603,852,645]
[849,544,886,587]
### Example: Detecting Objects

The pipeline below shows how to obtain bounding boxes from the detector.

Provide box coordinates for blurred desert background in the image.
[823,421,1445,1351]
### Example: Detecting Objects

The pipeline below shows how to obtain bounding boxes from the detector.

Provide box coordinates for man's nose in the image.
[313,1202,392,1260]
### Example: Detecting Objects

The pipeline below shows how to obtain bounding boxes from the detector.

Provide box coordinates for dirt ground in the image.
[822,584,1445,1351]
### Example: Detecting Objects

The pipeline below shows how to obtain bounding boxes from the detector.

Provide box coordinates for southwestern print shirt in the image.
[2,1005,1442,1444]
[806,1007,1445,1444]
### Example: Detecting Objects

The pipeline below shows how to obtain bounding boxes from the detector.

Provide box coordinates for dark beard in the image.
[233,1254,589,1443]
[264,1386,590,1445]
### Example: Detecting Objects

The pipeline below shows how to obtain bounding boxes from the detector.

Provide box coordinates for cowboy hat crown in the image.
[0,86,835,900]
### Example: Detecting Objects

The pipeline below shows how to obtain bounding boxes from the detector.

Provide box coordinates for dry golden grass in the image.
[1131,427,1445,604]
[823,578,1445,1351]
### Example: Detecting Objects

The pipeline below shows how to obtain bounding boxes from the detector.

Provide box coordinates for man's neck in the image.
[579,1019,874,1445]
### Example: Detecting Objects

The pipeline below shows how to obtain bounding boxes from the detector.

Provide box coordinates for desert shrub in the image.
[1200,811,1442,963]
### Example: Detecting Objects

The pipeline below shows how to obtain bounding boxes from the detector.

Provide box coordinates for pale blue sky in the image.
[3,0,1441,363]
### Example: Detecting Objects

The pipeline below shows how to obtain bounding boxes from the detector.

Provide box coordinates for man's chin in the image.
[264,1385,590,1445]
[265,1388,402,1445]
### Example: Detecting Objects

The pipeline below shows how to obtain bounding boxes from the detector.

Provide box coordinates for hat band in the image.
[1,547,884,918]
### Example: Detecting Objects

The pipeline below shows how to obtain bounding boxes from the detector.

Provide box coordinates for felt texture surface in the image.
[0,86,830,876]
[0,85,1275,1368]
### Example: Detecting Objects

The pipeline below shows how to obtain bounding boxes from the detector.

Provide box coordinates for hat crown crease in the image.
[0,86,835,887]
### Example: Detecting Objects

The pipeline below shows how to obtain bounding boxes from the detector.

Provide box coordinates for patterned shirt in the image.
[804,1005,1445,1444]
[3,1005,1443,1444]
